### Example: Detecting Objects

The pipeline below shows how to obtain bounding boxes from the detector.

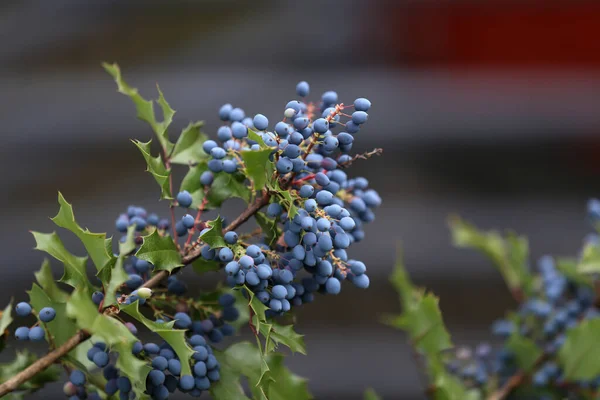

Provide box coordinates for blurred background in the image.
[2,0,600,398]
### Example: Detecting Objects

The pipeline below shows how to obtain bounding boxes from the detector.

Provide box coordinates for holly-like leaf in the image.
[387,258,452,357]
[200,216,227,249]
[28,284,77,348]
[247,128,268,148]
[66,288,150,398]
[170,121,209,165]
[255,212,282,247]
[241,148,273,191]
[449,216,533,297]
[51,193,113,271]
[212,342,312,400]
[103,62,175,153]
[135,229,183,273]
[120,301,195,376]
[206,173,252,208]
[31,231,92,292]
[558,318,600,380]
[101,225,136,307]
[267,322,306,355]
[268,184,299,219]
[505,332,542,372]
[34,259,69,303]
[132,139,172,200]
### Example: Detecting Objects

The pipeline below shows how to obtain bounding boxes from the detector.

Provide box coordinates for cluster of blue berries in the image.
[13,302,56,342]
[443,202,600,397]
[64,291,238,399]
[182,81,380,316]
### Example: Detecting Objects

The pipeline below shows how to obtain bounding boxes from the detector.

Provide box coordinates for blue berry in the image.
[229,107,245,122]
[322,91,338,105]
[218,247,234,262]
[219,104,232,121]
[224,231,238,245]
[179,375,195,391]
[296,81,310,97]
[70,370,86,386]
[93,351,109,368]
[200,171,214,186]
[15,302,31,317]
[182,214,195,229]
[313,118,329,134]
[15,326,29,341]
[253,114,269,130]
[28,326,45,341]
[354,97,371,111]
[177,191,193,208]
[352,111,368,125]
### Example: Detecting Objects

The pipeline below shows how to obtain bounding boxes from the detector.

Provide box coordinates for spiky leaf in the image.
[103,62,174,153]
[132,139,172,200]
[33,259,69,303]
[51,193,113,271]
[135,229,182,273]
[28,284,77,347]
[506,332,542,372]
[31,231,92,292]
[170,121,209,165]
[200,216,227,249]
[241,149,273,191]
[255,212,281,247]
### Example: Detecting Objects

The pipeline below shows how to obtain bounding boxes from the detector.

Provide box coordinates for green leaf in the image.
[192,258,221,274]
[33,259,69,303]
[170,121,209,165]
[51,193,113,271]
[31,231,92,292]
[448,216,532,297]
[0,351,60,394]
[388,258,452,357]
[28,284,77,348]
[103,62,174,153]
[120,301,195,376]
[255,212,282,247]
[135,229,183,273]
[132,139,172,200]
[200,216,227,249]
[241,149,273,191]
[505,332,542,372]
[247,128,268,148]
[426,358,478,400]
[364,388,381,400]
[67,288,150,398]
[557,257,593,286]
[206,173,252,208]
[577,243,600,276]
[268,183,299,220]
[0,300,13,334]
[558,318,600,380]
[100,225,137,307]
[212,342,312,400]
[268,321,307,355]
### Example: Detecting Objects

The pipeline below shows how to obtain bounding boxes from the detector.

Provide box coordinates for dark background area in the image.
[2,0,600,398]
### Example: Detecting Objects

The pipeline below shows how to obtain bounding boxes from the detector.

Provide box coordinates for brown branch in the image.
[0,330,90,396]
[0,190,272,397]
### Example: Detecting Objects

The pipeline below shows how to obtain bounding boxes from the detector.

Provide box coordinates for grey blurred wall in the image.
[2,0,600,398]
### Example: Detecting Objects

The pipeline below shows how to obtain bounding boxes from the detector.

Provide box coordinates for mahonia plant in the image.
[383,202,600,400]
[0,64,382,399]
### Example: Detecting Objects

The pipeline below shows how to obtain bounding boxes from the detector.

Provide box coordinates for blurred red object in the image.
[384,2,600,68]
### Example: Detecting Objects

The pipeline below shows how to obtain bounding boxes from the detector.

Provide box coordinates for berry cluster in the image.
[14,302,56,342]
[183,81,379,316]
[9,78,380,399]
[442,202,600,398]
